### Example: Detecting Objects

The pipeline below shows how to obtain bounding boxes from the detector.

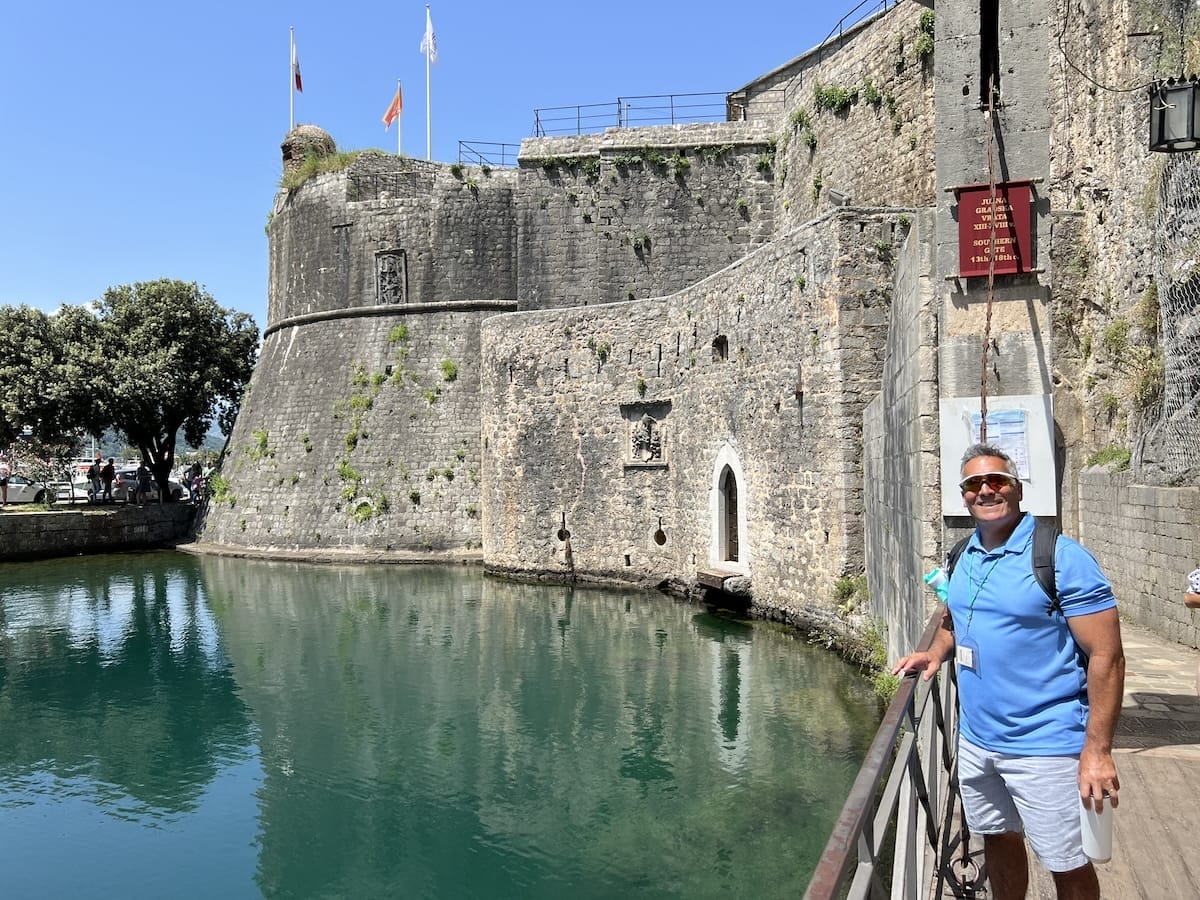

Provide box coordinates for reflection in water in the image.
[0,553,881,899]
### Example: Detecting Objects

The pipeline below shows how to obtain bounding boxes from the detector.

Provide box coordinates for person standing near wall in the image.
[892,442,1124,900]
[88,455,102,502]
[0,454,9,507]
[100,457,116,503]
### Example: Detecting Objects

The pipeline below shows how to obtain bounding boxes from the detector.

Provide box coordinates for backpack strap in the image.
[1032,518,1061,614]
[944,536,970,578]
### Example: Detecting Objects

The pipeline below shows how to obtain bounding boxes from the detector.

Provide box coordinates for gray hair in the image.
[960,442,1018,477]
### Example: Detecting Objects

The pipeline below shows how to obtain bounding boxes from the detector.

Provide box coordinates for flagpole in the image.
[398,79,403,156]
[289,27,295,131]
[425,19,432,161]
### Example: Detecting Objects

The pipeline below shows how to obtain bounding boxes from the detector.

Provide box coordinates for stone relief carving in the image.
[375,249,408,304]
[631,414,663,462]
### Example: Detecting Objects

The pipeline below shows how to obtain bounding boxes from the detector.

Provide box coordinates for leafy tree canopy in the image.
[0,280,258,496]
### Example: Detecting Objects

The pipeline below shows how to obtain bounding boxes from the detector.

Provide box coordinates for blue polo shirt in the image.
[947,513,1116,755]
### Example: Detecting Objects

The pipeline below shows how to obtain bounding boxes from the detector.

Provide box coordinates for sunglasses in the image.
[958,472,1019,494]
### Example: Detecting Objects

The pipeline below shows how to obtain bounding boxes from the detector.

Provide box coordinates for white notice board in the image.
[938,394,1056,516]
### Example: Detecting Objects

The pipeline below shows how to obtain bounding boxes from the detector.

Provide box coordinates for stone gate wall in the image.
[481,208,898,625]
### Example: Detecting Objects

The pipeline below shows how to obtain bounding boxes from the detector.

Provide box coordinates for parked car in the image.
[112,468,188,503]
[4,474,50,504]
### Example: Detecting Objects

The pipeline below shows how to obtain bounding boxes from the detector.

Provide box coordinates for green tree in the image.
[91,280,258,496]
[0,304,102,448]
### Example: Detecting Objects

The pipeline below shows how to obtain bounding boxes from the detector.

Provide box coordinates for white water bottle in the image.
[1079,800,1112,863]
[924,567,949,602]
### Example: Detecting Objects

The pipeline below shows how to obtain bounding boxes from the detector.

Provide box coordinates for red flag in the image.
[292,40,303,93]
[383,85,402,129]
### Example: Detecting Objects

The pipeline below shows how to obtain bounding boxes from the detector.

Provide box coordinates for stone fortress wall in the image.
[482,209,900,626]
[201,0,1200,652]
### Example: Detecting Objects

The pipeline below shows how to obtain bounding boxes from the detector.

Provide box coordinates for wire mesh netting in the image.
[1135,154,1200,483]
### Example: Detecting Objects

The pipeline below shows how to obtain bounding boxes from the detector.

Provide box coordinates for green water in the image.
[0,552,880,898]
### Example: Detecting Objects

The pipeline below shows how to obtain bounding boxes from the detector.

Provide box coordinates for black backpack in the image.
[945,517,1063,616]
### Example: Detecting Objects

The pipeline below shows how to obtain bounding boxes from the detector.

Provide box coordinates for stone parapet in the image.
[0,505,196,562]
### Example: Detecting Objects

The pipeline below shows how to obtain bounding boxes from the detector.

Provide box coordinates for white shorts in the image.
[958,735,1089,872]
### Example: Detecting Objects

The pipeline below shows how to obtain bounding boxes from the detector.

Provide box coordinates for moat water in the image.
[0,551,880,898]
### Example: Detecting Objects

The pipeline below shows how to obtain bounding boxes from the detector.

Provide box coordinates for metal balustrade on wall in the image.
[457,141,520,168]
[805,610,981,899]
[533,92,733,137]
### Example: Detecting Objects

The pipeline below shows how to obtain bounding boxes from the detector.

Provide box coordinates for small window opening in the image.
[980,0,1000,108]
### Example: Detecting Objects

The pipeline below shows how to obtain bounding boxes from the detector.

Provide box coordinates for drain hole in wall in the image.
[624,554,632,566]
[557,528,570,542]
[653,528,667,546]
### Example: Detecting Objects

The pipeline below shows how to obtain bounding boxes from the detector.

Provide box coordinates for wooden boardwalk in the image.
[1020,622,1200,898]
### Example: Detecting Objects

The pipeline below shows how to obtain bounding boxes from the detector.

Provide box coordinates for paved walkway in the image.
[1024,619,1200,898]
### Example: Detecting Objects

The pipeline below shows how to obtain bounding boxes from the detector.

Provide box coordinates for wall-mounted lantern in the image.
[1149,78,1200,152]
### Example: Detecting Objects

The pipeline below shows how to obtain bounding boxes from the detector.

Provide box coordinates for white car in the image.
[4,474,51,504]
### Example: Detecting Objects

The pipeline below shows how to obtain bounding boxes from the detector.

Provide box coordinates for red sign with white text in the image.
[957,182,1033,277]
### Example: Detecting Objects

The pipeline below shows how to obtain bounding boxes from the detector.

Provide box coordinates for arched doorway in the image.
[708,444,750,575]
[719,465,738,563]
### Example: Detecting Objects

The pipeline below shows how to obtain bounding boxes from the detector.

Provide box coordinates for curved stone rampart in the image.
[199,305,494,552]
[268,154,518,325]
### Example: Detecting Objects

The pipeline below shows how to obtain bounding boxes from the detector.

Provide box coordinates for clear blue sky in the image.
[0,1,845,331]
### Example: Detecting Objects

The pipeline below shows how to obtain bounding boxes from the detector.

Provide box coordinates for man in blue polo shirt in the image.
[893,443,1124,900]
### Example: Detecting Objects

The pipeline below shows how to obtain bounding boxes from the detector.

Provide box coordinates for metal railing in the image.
[818,0,900,48]
[532,92,731,137]
[457,141,520,168]
[805,610,979,899]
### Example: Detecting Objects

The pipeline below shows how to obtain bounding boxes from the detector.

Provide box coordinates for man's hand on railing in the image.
[891,650,946,681]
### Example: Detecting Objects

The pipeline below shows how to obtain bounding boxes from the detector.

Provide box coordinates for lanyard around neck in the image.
[963,550,1004,632]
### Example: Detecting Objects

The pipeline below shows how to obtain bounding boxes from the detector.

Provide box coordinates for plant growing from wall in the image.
[449,162,464,179]
[280,150,363,191]
[440,359,458,382]
[636,377,647,397]
[1101,393,1120,420]
[208,473,235,507]
[789,107,812,131]
[1135,280,1161,337]
[337,457,363,501]
[248,429,274,462]
[670,153,690,177]
[1132,350,1165,410]
[812,80,858,114]
[812,173,823,204]
[1086,445,1131,470]
[914,9,935,62]
[1101,319,1129,357]
[861,79,882,107]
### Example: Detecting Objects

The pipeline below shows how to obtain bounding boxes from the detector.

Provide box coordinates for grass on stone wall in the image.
[1086,445,1131,470]
[280,150,363,190]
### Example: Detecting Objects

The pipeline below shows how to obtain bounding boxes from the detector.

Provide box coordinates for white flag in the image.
[420,6,438,64]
